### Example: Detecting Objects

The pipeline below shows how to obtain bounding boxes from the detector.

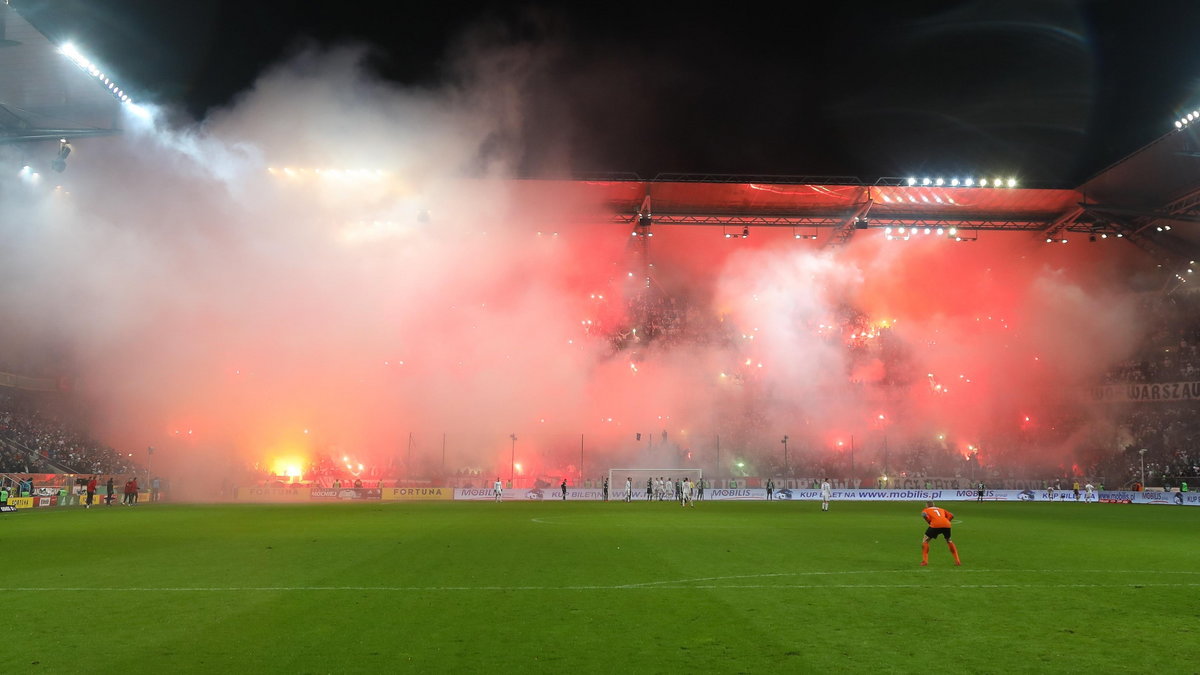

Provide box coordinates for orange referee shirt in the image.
[922,506,954,528]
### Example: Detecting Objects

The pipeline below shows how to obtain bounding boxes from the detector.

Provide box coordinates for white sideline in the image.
[2,569,1195,592]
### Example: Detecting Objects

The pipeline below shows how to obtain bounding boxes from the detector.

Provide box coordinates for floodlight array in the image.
[1175,109,1200,129]
[58,43,139,108]
[883,226,959,241]
[905,176,1017,188]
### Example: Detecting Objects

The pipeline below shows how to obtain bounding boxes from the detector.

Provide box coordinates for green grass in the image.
[2,500,1198,673]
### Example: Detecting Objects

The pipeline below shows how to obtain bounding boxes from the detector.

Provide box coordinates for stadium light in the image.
[58,42,141,109]
[907,177,917,186]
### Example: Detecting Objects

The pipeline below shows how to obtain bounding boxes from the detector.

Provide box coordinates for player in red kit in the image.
[920,501,961,566]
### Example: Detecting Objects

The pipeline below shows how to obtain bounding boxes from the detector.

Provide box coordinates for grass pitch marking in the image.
[2,582,1198,592]
[3,569,1197,593]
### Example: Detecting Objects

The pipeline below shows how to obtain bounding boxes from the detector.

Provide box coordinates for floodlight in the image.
[50,139,72,173]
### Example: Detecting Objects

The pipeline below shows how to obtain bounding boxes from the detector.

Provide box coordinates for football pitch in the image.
[2,499,1197,673]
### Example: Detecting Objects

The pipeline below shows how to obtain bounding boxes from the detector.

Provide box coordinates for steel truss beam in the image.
[612,213,1067,231]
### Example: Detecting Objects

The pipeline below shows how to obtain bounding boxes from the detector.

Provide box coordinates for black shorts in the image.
[925,527,952,540]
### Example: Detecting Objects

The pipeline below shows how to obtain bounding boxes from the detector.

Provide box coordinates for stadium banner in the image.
[309,488,381,501]
[1088,380,1200,403]
[1097,490,1197,506]
[235,487,312,502]
[0,505,16,513]
[381,487,453,501]
[8,497,34,509]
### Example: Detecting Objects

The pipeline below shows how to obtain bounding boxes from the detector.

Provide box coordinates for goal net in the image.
[608,468,704,500]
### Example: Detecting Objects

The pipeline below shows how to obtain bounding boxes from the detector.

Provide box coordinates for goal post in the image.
[608,468,704,500]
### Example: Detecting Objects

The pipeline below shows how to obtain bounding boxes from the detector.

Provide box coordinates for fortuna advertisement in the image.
[381,487,453,501]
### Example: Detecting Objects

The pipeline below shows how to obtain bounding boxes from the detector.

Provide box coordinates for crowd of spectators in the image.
[0,391,135,475]
[6,287,1200,489]
[1105,291,1200,383]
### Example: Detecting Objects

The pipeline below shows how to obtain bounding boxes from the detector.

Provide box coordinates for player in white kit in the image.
[1084,482,1095,503]
[625,477,633,502]
[820,478,832,511]
[493,477,503,503]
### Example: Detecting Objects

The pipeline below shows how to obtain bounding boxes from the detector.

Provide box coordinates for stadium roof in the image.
[514,172,1199,265]
[3,2,1199,269]
[0,2,122,142]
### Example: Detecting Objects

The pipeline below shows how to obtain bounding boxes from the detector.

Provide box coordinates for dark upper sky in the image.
[13,0,1200,186]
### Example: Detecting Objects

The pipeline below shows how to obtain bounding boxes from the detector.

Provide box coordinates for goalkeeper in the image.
[920,501,962,566]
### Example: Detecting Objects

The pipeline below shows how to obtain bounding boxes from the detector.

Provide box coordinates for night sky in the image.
[13,0,1200,185]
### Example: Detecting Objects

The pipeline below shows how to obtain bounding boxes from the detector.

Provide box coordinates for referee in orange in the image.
[920,501,962,566]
